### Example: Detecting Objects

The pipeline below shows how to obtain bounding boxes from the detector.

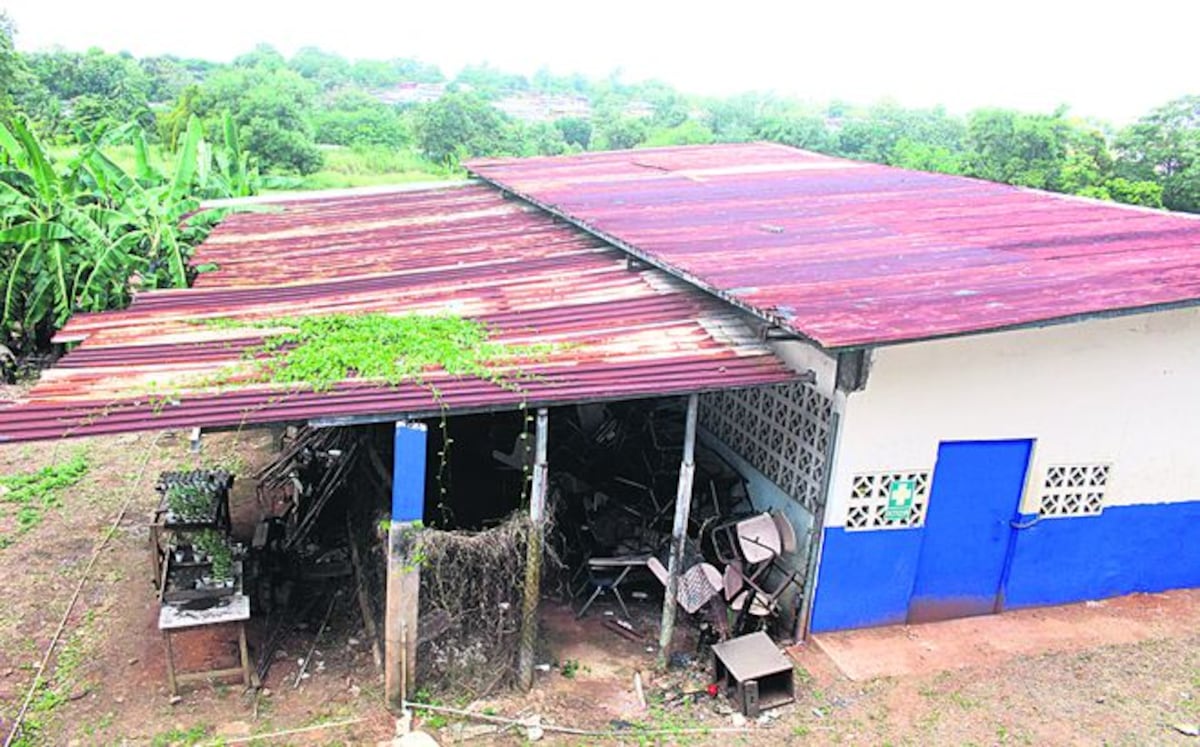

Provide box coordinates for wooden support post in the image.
[518,408,549,691]
[385,422,427,713]
[658,394,698,666]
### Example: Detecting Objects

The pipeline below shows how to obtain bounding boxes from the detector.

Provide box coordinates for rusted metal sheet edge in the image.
[0,370,800,443]
[199,179,474,210]
[828,297,1200,352]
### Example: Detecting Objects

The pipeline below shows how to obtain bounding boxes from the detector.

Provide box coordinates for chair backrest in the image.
[771,511,798,554]
[678,562,722,613]
[735,513,781,564]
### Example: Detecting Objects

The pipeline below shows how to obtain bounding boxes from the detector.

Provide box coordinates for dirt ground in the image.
[0,429,1198,745]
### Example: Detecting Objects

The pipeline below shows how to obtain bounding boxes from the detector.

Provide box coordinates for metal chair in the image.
[576,554,651,618]
[711,512,783,565]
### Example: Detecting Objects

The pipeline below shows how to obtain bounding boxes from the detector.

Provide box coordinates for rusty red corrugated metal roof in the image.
[0,182,798,442]
[468,142,1200,349]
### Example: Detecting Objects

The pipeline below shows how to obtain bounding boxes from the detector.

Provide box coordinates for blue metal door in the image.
[907,440,1032,624]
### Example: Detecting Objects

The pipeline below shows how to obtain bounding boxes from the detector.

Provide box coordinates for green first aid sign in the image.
[885,478,916,521]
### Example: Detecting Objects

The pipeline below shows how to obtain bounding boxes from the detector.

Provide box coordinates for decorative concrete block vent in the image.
[1038,464,1111,517]
[845,471,931,530]
[699,381,833,513]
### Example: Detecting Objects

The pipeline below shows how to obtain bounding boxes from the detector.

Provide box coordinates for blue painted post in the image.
[391,422,427,524]
[385,421,427,712]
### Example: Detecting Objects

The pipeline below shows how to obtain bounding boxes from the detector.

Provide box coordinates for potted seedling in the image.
[165,483,213,523]
[192,529,234,588]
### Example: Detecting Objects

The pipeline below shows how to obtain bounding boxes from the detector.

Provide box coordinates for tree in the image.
[0,13,24,123]
[519,121,571,156]
[139,55,209,103]
[1114,96,1200,212]
[592,116,648,151]
[637,80,689,128]
[232,44,286,71]
[704,93,788,143]
[962,108,1075,190]
[312,90,409,148]
[289,47,351,90]
[757,112,834,152]
[643,120,714,147]
[554,117,592,150]
[454,63,528,99]
[831,102,965,167]
[889,138,963,174]
[18,47,153,135]
[412,92,517,165]
[196,62,323,174]
[1101,177,1164,208]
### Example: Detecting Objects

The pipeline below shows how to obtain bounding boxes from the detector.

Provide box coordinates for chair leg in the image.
[612,586,631,619]
[577,586,603,618]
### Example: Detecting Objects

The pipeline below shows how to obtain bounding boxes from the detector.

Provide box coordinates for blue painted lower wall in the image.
[1004,501,1200,609]
[812,499,1200,633]
[810,526,925,632]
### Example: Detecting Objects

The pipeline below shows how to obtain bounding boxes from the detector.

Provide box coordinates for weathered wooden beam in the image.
[517,408,549,690]
[385,421,426,713]
[658,394,698,665]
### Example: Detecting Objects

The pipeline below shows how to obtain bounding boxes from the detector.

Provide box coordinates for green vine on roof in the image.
[208,312,552,394]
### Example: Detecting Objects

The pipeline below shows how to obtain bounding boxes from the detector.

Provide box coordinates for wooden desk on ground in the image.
[159,594,252,695]
[711,631,795,717]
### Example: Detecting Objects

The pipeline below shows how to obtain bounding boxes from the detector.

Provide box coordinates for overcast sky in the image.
[2,0,1195,123]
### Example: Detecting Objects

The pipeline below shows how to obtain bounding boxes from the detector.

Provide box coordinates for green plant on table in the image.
[190,529,233,582]
[165,483,213,522]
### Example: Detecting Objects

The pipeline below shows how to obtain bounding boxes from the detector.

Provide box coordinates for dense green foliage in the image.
[0,115,246,352]
[3,15,1193,209]
[412,91,520,165]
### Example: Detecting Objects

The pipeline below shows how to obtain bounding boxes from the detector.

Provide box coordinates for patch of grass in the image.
[950,689,979,710]
[412,687,452,729]
[0,451,90,542]
[284,145,462,191]
[150,724,211,747]
[632,697,709,745]
[11,616,97,745]
[794,664,815,688]
[560,658,580,678]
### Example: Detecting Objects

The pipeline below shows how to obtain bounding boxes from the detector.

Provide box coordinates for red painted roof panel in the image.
[0,183,796,442]
[468,143,1200,348]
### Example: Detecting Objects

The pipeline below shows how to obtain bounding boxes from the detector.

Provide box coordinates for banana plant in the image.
[0,117,134,347]
[0,113,255,351]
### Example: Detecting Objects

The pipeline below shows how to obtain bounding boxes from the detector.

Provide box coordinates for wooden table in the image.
[159,594,253,695]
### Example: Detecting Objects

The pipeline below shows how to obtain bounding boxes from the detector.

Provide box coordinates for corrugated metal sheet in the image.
[468,142,1200,349]
[0,182,797,442]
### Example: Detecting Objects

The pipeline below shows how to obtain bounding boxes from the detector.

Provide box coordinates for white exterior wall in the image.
[826,306,1200,527]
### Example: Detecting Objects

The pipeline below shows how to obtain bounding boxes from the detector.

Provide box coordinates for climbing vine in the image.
[203,312,554,518]
[207,312,552,393]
